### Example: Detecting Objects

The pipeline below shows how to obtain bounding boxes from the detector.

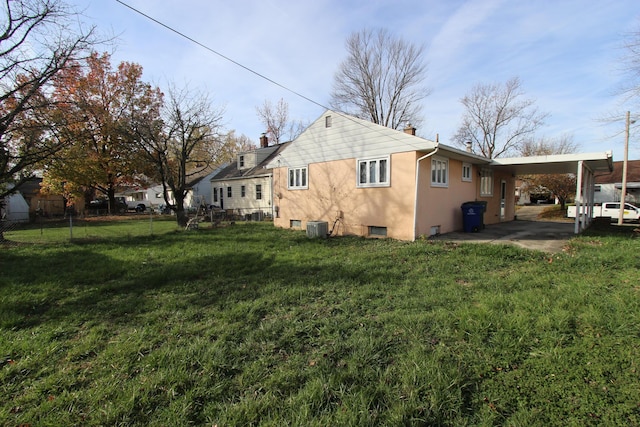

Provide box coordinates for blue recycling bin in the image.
[461,202,485,232]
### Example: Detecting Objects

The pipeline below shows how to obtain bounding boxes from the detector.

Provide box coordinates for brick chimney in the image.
[260,133,268,148]
[403,124,416,136]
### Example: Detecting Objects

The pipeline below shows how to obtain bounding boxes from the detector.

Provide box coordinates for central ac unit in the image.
[306,221,328,238]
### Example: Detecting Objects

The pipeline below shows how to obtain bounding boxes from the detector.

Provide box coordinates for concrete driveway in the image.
[432,205,576,253]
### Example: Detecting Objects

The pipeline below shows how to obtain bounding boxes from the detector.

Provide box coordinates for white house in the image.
[210,135,289,219]
[1,186,30,223]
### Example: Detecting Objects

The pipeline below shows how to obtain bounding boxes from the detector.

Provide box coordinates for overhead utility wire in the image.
[115,0,435,149]
[115,0,328,111]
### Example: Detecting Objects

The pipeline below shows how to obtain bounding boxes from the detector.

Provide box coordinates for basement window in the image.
[368,226,387,237]
[290,219,302,228]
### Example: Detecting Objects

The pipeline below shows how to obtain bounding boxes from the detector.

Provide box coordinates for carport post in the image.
[574,160,595,234]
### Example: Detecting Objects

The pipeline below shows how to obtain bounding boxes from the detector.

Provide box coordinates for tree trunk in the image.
[174,196,188,227]
[107,186,116,214]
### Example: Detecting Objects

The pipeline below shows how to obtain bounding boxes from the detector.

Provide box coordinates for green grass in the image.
[1,221,640,425]
[3,215,180,243]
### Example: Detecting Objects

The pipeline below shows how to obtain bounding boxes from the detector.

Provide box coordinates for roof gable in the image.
[266,110,437,168]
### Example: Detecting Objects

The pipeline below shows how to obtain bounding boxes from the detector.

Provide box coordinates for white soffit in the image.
[490,152,613,175]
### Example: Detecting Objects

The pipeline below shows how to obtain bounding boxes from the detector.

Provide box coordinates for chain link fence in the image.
[1,211,182,246]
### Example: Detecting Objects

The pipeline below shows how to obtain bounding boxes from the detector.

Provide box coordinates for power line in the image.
[115,0,329,112]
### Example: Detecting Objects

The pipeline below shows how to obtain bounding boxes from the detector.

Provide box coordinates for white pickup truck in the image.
[567,202,640,222]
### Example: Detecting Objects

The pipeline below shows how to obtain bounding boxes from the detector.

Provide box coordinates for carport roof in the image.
[489,151,613,175]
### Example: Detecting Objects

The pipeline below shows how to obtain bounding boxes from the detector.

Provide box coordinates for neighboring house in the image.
[0,186,30,223]
[188,166,223,208]
[15,177,65,217]
[593,160,640,204]
[266,110,612,240]
[116,166,223,212]
[210,135,289,219]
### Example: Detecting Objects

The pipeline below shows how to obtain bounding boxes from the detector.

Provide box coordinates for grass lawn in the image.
[1,221,640,425]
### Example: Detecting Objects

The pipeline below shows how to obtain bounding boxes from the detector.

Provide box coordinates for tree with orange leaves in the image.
[44,51,163,213]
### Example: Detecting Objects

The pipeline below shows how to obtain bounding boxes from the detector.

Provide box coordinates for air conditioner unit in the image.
[306,221,328,238]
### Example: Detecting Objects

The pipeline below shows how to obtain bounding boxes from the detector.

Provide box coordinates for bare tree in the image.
[330,28,430,130]
[454,77,548,159]
[519,134,577,157]
[134,84,226,227]
[618,19,640,108]
[0,0,95,199]
[255,98,305,143]
[519,134,578,209]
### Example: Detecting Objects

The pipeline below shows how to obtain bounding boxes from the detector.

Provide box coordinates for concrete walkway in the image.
[432,205,576,253]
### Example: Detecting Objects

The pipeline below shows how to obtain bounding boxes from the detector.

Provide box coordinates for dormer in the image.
[237,134,279,171]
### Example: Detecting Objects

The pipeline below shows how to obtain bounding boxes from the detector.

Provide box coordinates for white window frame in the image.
[480,169,493,196]
[431,157,449,187]
[288,167,308,190]
[256,184,262,200]
[462,162,472,182]
[357,156,390,188]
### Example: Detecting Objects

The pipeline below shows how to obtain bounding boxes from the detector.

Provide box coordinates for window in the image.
[357,156,390,187]
[256,184,262,200]
[241,185,246,197]
[213,188,217,203]
[288,167,308,189]
[480,169,493,196]
[325,115,332,128]
[368,226,387,237]
[431,157,448,187]
[290,219,302,228]
[462,163,472,182]
[227,186,232,198]
[239,155,244,168]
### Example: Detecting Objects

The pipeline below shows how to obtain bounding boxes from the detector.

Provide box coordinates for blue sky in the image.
[72,0,640,159]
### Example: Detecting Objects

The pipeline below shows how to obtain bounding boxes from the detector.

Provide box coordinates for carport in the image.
[490,151,614,234]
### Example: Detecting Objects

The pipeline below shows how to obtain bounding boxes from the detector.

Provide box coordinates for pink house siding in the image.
[273,151,418,240]
[415,157,479,237]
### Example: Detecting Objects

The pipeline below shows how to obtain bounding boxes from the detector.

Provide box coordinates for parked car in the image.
[125,200,151,213]
[88,198,127,213]
[567,202,640,222]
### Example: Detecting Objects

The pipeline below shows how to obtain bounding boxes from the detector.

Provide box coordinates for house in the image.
[0,186,30,223]
[116,166,223,212]
[593,160,640,203]
[266,110,613,240]
[13,177,65,217]
[210,135,289,219]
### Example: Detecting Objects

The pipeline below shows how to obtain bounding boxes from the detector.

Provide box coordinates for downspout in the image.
[412,146,439,241]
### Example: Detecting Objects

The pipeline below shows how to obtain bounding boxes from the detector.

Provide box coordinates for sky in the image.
[70,0,640,160]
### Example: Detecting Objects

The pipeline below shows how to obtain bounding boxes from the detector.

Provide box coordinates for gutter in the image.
[412,146,439,241]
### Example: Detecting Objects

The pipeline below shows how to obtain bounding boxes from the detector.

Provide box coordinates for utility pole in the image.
[618,111,631,225]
